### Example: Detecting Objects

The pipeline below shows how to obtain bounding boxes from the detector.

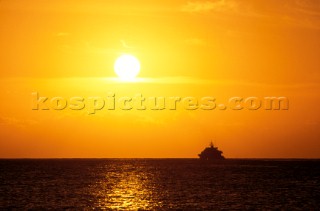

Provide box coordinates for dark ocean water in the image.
[0,159,320,210]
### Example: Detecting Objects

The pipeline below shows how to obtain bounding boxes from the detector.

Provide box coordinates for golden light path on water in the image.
[88,161,162,210]
[104,174,151,209]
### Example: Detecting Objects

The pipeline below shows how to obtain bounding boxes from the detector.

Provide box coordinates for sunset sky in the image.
[0,0,319,158]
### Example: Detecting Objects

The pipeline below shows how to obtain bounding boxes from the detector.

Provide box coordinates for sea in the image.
[0,159,319,210]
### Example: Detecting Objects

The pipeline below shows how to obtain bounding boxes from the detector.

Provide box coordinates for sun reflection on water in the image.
[89,162,162,210]
[104,174,151,209]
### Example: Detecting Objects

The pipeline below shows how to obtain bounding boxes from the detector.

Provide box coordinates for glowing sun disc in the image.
[114,54,140,80]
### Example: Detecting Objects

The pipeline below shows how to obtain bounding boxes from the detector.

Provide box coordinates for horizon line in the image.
[1,157,320,160]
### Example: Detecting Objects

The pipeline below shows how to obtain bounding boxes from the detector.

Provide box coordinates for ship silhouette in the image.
[198,141,225,160]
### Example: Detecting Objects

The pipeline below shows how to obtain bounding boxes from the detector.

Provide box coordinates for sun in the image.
[114,54,140,80]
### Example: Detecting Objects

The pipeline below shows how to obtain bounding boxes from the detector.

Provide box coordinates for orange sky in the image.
[0,0,320,158]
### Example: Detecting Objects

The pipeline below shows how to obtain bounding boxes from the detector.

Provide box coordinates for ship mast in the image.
[210,140,214,148]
